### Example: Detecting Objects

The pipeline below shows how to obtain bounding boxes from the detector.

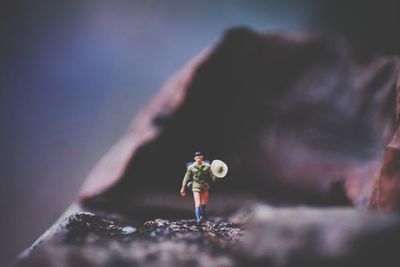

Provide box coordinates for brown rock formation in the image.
[369,124,400,211]
[78,27,400,212]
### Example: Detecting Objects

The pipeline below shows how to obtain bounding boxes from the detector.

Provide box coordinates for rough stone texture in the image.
[15,204,400,267]
[369,125,400,211]
[231,204,400,267]
[15,210,243,267]
[77,27,400,211]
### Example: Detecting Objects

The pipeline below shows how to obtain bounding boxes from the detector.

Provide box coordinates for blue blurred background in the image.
[1,0,399,265]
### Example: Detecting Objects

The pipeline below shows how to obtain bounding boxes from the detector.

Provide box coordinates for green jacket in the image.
[182,162,217,192]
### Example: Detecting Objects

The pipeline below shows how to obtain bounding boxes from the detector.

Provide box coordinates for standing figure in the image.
[180,151,217,225]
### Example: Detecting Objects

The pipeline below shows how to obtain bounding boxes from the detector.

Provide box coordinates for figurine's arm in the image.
[180,168,191,196]
[182,168,191,187]
[209,166,217,182]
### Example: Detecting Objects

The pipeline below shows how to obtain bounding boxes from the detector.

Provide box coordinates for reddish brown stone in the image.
[369,127,400,211]
[78,27,400,212]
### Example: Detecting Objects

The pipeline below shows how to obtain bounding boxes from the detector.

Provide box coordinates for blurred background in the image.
[0,0,399,265]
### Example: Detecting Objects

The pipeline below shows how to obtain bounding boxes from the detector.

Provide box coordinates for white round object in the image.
[211,159,228,178]
[121,226,136,235]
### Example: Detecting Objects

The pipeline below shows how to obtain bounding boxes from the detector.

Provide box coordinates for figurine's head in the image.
[194,151,204,164]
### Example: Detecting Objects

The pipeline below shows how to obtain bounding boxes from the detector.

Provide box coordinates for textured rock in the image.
[231,204,400,266]
[15,205,400,267]
[15,211,242,267]
[369,126,400,211]
[78,27,400,211]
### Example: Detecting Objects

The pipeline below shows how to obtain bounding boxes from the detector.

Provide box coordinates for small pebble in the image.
[121,226,137,235]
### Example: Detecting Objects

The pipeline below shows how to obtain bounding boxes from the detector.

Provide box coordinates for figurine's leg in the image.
[193,191,201,207]
[200,191,209,218]
[193,191,202,224]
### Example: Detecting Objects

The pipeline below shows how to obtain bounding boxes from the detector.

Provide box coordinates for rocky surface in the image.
[15,204,400,267]
[231,204,400,267]
[15,210,243,267]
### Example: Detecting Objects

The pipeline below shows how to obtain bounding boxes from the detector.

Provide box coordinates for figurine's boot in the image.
[195,206,202,225]
[200,204,207,219]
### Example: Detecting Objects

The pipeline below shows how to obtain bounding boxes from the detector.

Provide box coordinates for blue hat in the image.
[194,151,204,157]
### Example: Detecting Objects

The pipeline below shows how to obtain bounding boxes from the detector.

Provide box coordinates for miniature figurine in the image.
[180,151,228,225]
